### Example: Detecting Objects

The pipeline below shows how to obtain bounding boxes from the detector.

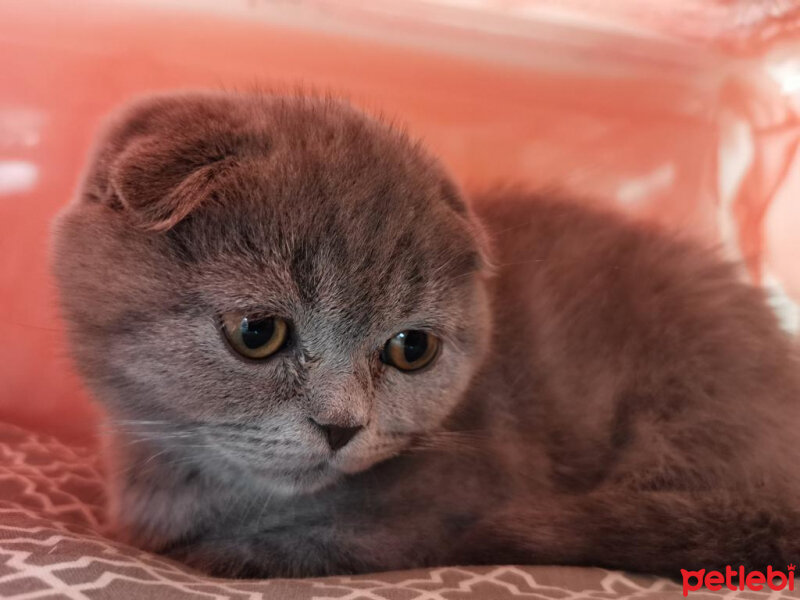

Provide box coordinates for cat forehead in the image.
[171,182,480,326]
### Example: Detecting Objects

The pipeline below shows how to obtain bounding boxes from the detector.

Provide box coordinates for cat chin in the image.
[248,462,345,497]
[247,451,399,496]
[331,445,403,476]
[259,475,340,497]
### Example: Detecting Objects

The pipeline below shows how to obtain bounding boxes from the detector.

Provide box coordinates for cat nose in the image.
[309,419,363,451]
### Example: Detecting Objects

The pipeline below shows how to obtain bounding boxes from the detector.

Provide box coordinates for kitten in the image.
[52,91,800,578]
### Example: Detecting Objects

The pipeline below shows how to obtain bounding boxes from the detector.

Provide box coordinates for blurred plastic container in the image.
[0,0,798,440]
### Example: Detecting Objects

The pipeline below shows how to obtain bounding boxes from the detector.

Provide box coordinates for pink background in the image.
[0,0,797,442]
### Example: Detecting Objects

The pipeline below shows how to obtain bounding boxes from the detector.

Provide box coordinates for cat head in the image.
[52,91,492,495]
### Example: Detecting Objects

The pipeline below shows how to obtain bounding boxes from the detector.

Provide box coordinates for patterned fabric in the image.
[1,423,795,600]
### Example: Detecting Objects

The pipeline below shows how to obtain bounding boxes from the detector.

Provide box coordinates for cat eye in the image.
[221,312,289,360]
[381,330,440,372]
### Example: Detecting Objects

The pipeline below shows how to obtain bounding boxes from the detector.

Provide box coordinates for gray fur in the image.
[52,91,800,578]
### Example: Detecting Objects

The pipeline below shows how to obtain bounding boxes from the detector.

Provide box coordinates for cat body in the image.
[52,91,800,578]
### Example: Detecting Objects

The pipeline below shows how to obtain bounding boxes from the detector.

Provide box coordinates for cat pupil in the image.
[402,330,428,363]
[241,317,275,349]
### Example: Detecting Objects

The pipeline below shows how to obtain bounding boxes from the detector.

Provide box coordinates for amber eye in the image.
[221,312,289,360]
[381,330,440,372]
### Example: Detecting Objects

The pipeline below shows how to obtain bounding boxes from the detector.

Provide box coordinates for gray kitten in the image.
[52,91,800,579]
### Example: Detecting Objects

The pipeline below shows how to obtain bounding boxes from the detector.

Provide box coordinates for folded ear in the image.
[108,133,233,231]
[80,93,250,231]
